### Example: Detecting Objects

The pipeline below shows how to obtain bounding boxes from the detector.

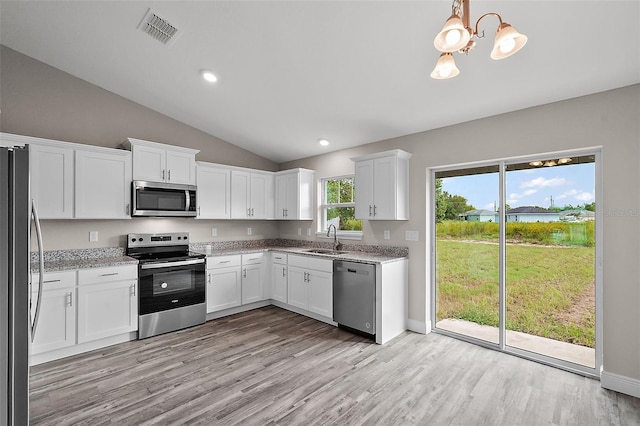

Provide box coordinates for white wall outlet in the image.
[405,230,419,241]
[307,228,312,236]
[211,228,217,237]
[384,230,390,240]
[247,227,252,236]
[89,231,99,242]
[298,228,302,235]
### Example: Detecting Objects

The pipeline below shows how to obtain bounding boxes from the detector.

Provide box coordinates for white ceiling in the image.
[1,1,639,163]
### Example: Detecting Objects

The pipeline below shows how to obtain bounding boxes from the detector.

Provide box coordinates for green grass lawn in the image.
[436,239,595,348]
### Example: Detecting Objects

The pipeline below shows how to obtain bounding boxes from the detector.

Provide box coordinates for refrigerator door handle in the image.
[30,200,44,342]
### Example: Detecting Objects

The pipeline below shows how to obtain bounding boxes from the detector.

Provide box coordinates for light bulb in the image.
[439,65,452,78]
[318,138,330,146]
[445,29,461,47]
[201,70,217,83]
[499,37,516,54]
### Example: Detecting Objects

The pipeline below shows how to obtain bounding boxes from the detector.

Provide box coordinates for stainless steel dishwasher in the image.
[333,261,376,336]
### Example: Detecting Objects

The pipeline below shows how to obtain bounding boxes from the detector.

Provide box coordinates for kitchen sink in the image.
[304,249,349,255]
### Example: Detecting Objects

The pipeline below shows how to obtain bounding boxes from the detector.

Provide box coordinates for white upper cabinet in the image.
[196,162,231,219]
[123,138,199,185]
[75,148,132,219]
[230,169,274,219]
[30,143,75,219]
[274,169,314,220]
[352,150,412,220]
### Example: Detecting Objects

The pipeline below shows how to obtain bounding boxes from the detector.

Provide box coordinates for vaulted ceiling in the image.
[1,1,639,162]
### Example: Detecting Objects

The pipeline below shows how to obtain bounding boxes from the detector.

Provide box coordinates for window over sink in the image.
[320,176,362,239]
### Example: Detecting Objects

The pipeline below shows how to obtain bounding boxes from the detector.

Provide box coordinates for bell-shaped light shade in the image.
[490,23,528,60]
[430,53,460,79]
[434,14,471,52]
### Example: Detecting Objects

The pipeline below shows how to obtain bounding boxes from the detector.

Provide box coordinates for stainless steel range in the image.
[127,232,206,339]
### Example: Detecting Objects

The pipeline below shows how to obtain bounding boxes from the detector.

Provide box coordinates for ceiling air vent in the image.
[138,9,180,46]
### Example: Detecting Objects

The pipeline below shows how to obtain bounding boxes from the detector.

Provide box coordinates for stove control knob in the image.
[161,282,168,289]
[139,238,144,242]
[177,236,181,240]
[183,235,187,240]
[131,238,136,242]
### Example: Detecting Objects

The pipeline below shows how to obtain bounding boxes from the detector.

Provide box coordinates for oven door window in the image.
[137,187,186,211]
[153,270,194,295]
[139,263,205,315]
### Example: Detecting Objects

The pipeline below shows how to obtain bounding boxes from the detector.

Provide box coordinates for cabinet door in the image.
[242,264,263,304]
[77,281,138,343]
[250,173,268,219]
[284,173,298,219]
[354,159,374,219]
[274,174,289,219]
[31,288,76,355]
[207,266,242,312]
[308,270,333,318]
[271,263,288,303]
[197,165,231,219]
[166,150,196,185]
[132,144,166,182]
[372,156,397,220]
[230,170,250,219]
[29,144,74,219]
[75,150,132,219]
[287,266,308,310]
[298,171,314,220]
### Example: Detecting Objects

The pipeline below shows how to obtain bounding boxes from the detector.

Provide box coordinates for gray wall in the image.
[2,45,639,385]
[281,85,640,384]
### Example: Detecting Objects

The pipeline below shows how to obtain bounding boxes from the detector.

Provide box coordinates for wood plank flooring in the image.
[30,306,640,425]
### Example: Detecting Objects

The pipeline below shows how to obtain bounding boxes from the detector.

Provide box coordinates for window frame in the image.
[318,174,363,240]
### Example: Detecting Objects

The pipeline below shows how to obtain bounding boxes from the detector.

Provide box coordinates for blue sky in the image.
[441,163,595,211]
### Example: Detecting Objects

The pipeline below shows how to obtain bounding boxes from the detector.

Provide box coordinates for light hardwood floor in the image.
[30,306,640,425]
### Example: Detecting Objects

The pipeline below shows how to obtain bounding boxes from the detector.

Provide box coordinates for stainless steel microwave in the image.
[132,181,197,217]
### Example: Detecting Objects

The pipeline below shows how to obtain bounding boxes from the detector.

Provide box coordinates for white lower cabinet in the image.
[241,253,265,304]
[270,253,288,304]
[207,255,242,313]
[287,255,333,318]
[77,265,138,344]
[30,271,77,355]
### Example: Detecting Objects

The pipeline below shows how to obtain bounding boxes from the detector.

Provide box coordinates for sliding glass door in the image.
[433,152,598,374]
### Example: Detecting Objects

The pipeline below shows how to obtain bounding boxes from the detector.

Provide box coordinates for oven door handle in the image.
[140,258,205,270]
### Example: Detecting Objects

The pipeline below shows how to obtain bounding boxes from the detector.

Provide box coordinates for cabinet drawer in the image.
[78,265,138,285]
[207,255,241,269]
[271,252,287,265]
[241,252,264,265]
[32,270,76,291]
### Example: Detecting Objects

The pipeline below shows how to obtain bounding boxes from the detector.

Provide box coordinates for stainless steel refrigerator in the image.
[1,145,44,425]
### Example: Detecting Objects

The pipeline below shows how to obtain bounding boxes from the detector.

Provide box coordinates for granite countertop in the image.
[197,246,407,265]
[32,240,408,273]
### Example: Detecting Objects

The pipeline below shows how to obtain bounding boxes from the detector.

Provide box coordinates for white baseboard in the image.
[601,370,640,398]
[407,319,431,335]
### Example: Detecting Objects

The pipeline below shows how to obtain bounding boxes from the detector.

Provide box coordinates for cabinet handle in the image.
[251,208,254,216]
[243,268,247,278]
[66,292,73,307]
[130,284,136,297]
[162,169,166,181]
[198,206,201,216]
[247,208,251,217]
[100,272,119,277]
[168,170,171,181]
[282,267,286,277]
[373,205,377,216]
[43,279,61,284]
[208,273,211,284]
[219,260,230,264]
[369,205,372,216]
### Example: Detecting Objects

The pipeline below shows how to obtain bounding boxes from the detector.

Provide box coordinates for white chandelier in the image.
[431,0,528,79]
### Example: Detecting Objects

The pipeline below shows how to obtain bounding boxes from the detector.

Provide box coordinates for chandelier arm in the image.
[474,12,504,36]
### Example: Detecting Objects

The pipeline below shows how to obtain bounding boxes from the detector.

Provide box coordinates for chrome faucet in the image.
[327,224,343,251]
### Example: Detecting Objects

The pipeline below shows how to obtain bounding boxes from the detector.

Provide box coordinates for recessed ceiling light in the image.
[201,70,217,83]
[318,138,330,146]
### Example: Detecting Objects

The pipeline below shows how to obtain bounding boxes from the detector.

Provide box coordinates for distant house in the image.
[462,209,499,222]
[559,209,595,221]
[506,206,560,223]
